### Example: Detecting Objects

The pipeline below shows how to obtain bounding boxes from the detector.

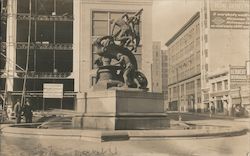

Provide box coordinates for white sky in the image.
[152,0,201,49]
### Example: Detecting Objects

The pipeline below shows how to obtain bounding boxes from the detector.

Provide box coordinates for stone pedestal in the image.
[73,90,170,130]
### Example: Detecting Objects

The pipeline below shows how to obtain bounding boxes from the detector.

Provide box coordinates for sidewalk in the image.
[167,111,248,121]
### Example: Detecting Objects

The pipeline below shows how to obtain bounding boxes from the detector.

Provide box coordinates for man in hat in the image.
[14,99,22,124]
[23,99,33,123]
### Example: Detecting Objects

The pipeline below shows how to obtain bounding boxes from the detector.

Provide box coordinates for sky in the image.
[152,0,201,49]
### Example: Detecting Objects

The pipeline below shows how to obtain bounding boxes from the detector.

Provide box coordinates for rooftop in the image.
[165,12,200,47]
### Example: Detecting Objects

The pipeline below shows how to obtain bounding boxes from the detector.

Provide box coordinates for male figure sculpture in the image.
[111,13,134,48]
[113,53,139,88]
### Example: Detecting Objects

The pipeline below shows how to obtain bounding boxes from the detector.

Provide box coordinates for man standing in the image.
[14,99,22,124]
[23,99,33,123]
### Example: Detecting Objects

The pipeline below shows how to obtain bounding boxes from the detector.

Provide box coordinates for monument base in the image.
[73,90,169,130]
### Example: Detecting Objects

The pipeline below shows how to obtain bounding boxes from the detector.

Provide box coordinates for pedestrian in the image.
[23,99,33,123]
[14,99,22,124]
[211,104,215,114]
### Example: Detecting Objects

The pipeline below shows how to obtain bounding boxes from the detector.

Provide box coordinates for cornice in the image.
[165,12,200,47]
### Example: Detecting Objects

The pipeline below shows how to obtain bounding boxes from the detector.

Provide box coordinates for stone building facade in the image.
[166,0,249,113]
[152,42,168,108]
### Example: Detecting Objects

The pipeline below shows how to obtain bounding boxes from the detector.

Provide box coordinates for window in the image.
[55,22,73,43]
[224,80,228,90]
[205,63,208,72]
[56,0,73,16]
[91,11,142,69]
[36,21,54,43]
[204,49,208,57]
[181,84,184,96]
[17,0,73,16]
[17,0,35,14]
[0,51,6,69]
[1,19,7,42]
[36,50,54,72]
[16,49,35,71]
[204,34,208,43]
[55,50,73,72]
[37,0,54,15]
[212,83,216,91]
[0,79,6,91]
[16,20,35,42]
[217,81,222,91]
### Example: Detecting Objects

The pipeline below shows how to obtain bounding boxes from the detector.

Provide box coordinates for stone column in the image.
[228,95,233,116]
[5,0,17,93]
[73,0,80,93]
[183,83,187,112]
[194,79,198,112]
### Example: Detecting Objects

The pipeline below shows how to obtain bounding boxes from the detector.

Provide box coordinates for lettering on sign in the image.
[43,84,63,98]
[230,68,247,80]
[210,11,250,29]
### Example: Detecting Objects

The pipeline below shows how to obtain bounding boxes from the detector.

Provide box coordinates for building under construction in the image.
[0,0,74,110]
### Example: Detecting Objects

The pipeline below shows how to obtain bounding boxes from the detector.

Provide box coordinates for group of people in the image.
[14,98,33,124]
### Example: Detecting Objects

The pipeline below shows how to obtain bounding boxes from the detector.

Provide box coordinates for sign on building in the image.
[210,11,250,29]
[43,83,63,99]
[230,67,247,80]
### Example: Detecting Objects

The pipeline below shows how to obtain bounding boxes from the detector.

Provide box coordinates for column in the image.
[178,84,181,111]
[73,0,80,93]
[183,83,187,112]
[194,79,198,112]
[5,0,17,92]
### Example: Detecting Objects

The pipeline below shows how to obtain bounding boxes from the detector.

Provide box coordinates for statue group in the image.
[93,9,148,90]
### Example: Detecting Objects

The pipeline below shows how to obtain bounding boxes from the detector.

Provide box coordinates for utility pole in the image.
[20,0,32,107]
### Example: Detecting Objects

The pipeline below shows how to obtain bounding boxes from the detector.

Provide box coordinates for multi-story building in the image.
[152,41,162,92]
[1,0,74,110]
[0,0,153,111]
[161,49,168,108]
[166,0,249,113]
[152,42,168,108]
[208,65,250,116]
[166,12,201,112]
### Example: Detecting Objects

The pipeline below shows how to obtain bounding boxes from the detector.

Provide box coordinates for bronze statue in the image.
[111,9,143,53]
[93,9,147,90]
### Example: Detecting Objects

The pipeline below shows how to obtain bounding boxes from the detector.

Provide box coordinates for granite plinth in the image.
[73,90,170,130]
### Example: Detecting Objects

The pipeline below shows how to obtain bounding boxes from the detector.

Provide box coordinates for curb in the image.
[1,124,248,142]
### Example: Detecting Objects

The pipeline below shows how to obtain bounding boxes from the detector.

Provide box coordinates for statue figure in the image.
[93,9,147,90]
[113,53,139,88]
[129,14,141,52]
[111,9,143,53]
[111,13,134,48]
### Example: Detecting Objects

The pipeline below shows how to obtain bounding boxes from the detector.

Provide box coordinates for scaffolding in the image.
[0,0,75,121]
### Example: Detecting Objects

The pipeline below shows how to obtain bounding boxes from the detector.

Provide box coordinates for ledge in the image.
[1,123,248,142]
